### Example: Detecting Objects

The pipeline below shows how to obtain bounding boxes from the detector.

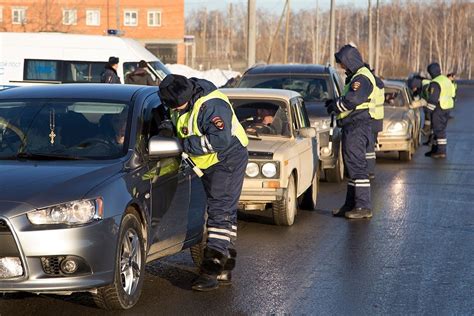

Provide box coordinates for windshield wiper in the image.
[15,152,87,160]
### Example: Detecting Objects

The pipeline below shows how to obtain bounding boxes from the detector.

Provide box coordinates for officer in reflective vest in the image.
[158,74,249,291]
[407,75,432,140]
[425,63,454,159]
[326,44,379,219]
[365,65,385,180]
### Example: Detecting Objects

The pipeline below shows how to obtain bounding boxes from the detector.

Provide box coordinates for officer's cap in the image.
[158,74,194,108]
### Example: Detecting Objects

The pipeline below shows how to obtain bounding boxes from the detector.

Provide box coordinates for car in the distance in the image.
[0,84,206,310]
[222,88,319,226]
[377,80,423,161]
[237,64,345,183]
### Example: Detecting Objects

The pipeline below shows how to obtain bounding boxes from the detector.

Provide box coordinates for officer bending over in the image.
[326,44,382,219]
[158,74,249,291]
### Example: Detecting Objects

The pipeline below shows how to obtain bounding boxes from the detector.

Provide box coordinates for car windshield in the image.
[231,99,291,137]
[384,87,407,107]
[123,61,171,82]
[238,75,332,102]
[0,99,131,160]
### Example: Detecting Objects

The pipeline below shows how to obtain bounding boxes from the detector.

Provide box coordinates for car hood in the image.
[247,138,289,159]
[0,161,122,217]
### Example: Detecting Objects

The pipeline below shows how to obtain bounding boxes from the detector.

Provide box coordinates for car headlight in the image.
[387,121,408,135]
[262,162,277,178]
[312,118,331,131]
[245,162,260,178]
[27,198,103,225]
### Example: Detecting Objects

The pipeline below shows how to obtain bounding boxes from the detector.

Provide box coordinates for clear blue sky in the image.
[185,0,367,15]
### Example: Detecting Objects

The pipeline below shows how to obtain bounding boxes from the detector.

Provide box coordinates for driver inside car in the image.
[111,110,128,145]
[244,108,278,135]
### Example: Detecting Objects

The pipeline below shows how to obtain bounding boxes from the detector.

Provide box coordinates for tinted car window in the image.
[238,75,333,102]
[231,99,291,137]
[384,87,407,107]
[0,99,131,159]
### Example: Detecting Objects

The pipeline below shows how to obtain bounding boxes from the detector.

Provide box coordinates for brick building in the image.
[0,0,185,64]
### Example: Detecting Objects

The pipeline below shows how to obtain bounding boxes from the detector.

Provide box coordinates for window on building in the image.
[12,8,26,25]
[124,10,138,26]
[63,9,77,25]
[86,10,100,26]
[147,11,161,27]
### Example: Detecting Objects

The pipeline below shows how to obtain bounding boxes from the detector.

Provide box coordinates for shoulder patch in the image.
[351,81,361,91]
[211,116,225,130]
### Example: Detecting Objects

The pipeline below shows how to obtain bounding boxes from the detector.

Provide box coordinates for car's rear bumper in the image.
[377,136,411,151]
[0,215,120,293]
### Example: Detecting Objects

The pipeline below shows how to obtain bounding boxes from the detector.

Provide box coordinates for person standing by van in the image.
[125,60,157,86]
[101,57,121,84]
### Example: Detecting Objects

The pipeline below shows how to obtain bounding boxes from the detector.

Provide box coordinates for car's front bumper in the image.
[239,179,284,211]
[0,214,120,294]
[377,135,411,151]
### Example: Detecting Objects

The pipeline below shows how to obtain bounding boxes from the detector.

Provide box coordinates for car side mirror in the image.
[298,127,317,138]
[148,136,182,159]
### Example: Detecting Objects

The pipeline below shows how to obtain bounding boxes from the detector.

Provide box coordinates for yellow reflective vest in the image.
[171,90,248,170]
[373,83,385,120]
[338,67,381,120]
[431,75,455,110]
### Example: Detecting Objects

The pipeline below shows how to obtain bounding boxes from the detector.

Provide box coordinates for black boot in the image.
[345,208,373,219]
[332,204,353,217]
[217,248,236,286]
[192,247,227,292]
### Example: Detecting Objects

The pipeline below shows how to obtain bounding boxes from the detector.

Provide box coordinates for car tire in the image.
[399,141,414,161]
[93,210,146,310]
[299,168,319,210]
[325,144,344,183]
[273,174,297,226]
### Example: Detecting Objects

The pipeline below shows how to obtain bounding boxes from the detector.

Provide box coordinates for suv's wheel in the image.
[273,174,297,226]
[299,168,319,210]
[325,144,344,183]
[93,211,145,310]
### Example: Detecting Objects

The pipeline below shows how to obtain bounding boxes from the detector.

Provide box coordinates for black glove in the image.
[325,99,336,115]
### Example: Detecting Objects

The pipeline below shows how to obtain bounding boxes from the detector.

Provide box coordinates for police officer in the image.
[364,65,385,180]
[100,56,121,84]
[327,44,382,219]
[407,75,432,141]
[425,62,455,159]
[158,74,249,291]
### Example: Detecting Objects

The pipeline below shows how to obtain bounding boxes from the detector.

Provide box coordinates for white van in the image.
[0,32,171,85]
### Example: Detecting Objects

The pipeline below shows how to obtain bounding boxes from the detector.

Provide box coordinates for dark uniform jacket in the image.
[125,68,157,86]
[179,78,242,160]
[332,46,373,126]
[100,66,121,84]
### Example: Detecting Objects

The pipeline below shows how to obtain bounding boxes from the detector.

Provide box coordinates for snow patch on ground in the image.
[166,64,240,87]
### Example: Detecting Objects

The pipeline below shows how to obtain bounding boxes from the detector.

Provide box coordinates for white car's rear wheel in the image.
[93,211,145,310]
[273,174,297,226]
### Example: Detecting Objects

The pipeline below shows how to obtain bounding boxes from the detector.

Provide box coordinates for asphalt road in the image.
[1,85,473,315]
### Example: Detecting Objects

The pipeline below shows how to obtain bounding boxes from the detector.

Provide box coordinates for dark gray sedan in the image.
[0,84,206,309]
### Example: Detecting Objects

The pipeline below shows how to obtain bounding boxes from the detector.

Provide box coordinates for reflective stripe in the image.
[208,234,231,241]
[355,183,371,187]
[232,225,237,230]
[208,227,237,237]
[427,104,436,110]
[200,136,209,154]
[437,139,447,144]
[202,135,214,152]
[354,179,370,183]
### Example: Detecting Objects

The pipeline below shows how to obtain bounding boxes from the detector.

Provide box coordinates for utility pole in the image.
[229,3,234,68]
[247,0,256,68]
[266,0,288,64]
[215,12,219,62]
[368,0,373,67]
[329,0,335,66]
[284,0,290,64]
[375,0,380,74]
